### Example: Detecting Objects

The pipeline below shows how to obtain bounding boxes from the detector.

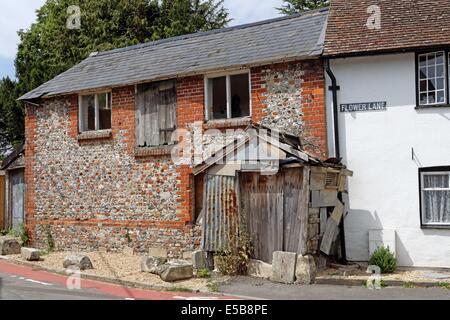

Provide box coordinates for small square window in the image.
[79,92,111,132]
[206,72,250,120]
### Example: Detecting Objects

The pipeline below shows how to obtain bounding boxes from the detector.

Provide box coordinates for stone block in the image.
[248,259,272,279]
[0,237,21,255]
[21,247,41,261]
[63,255,93,271]
[159,260,194,282]
[271,251,297,284]
[182,251,193,260]
[148,247,168,258]
[141,256,167,274]
[295,255,317,285]
[192,250,207,270]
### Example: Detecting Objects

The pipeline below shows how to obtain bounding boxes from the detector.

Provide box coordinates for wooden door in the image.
[240,168,309,263]
[10,169,25,230]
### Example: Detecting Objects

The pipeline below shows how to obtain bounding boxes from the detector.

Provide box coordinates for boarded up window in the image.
[136,80,176,147]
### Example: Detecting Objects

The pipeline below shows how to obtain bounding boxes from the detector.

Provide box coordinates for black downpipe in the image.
[325,60,347,264]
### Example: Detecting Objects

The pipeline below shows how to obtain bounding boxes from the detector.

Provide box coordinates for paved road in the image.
[220,276,450,300]
[0,260,235,300]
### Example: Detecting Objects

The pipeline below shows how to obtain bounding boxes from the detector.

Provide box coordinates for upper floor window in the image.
[79,92,111,132]
[205,72,250,120]
[417,51,448,107]
[136,80,176,147]
[420,168,450,227]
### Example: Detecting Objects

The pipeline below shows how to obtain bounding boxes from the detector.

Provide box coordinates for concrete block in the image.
[148,247,168,258]
[141,256,167,274]
[192,250,207,270]
[0,237,21,255]
[248,259,272,279]
[271,251,297,284]
[295,255,317,285]
[159,260,193,282]
[21,247,41,261]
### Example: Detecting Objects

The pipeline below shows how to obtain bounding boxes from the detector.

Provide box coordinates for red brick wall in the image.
[24,104,37,241]
[176,76,205,223]
[300,60,328,159]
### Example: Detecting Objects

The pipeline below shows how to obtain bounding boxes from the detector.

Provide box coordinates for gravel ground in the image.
[317,263,450,283]
[7,249,224,292]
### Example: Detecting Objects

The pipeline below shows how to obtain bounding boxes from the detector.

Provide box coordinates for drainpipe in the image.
[325,59,347,264]
[325,59,341,160]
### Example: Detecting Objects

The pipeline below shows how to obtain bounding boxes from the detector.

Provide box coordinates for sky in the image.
[0,0,283,80]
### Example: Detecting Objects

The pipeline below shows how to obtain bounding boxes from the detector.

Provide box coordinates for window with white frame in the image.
[417,51,448,106]
[420,169,450,227]
[79,92,112,132]
[205,72,250,120]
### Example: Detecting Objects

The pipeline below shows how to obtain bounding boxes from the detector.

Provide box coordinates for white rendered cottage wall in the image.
[326,53,450,268]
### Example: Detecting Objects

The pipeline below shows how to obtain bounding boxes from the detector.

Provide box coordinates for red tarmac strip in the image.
[0,260,238,300]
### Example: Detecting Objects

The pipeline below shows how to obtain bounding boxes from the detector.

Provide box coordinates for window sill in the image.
[135,145,174,157]
[204,117,252,129]
[415,104,450,110]
[421,224,450,230]
[77,129,112,141]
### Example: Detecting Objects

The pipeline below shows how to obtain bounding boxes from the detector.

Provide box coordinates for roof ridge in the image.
[94,7,329,58]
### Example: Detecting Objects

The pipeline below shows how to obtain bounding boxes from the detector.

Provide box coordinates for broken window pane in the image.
[80,95,95,132]
[79,93,111,132]
[207,73,250,120]
[230,73,250,118]
[210,77,227,120]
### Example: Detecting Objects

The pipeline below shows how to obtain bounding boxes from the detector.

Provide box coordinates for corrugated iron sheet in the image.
[202,175,239,252]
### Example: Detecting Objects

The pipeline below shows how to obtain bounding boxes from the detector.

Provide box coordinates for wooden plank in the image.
[0,175,5,230]
[320,200,345,255]
[136,88,145,147]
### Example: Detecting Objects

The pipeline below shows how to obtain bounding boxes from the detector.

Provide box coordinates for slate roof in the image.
[20,8,329,101]
[324,0,450,57]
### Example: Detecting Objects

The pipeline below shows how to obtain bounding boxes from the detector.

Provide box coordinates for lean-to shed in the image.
[193,125,352,263]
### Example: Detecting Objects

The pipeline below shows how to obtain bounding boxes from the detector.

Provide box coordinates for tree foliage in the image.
[0,77,24,154]
[277,0,329,15]
[0,0,229,154]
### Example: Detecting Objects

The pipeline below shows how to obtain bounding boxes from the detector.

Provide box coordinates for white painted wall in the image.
[326,53,450,268]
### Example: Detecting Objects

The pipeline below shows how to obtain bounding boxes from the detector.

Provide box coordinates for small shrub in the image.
[18,223,29,246]
[369,246,397,274]
[45,226,55,252]
[215,233,252,276]
[438,282,450,290]
[197,269,211,278]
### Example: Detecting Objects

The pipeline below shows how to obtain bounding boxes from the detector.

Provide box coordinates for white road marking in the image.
[9,275,17,278]
[25,279,53,286]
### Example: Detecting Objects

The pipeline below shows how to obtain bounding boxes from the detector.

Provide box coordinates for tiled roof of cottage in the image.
[20,8,329,101]
[324,0,450,57]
